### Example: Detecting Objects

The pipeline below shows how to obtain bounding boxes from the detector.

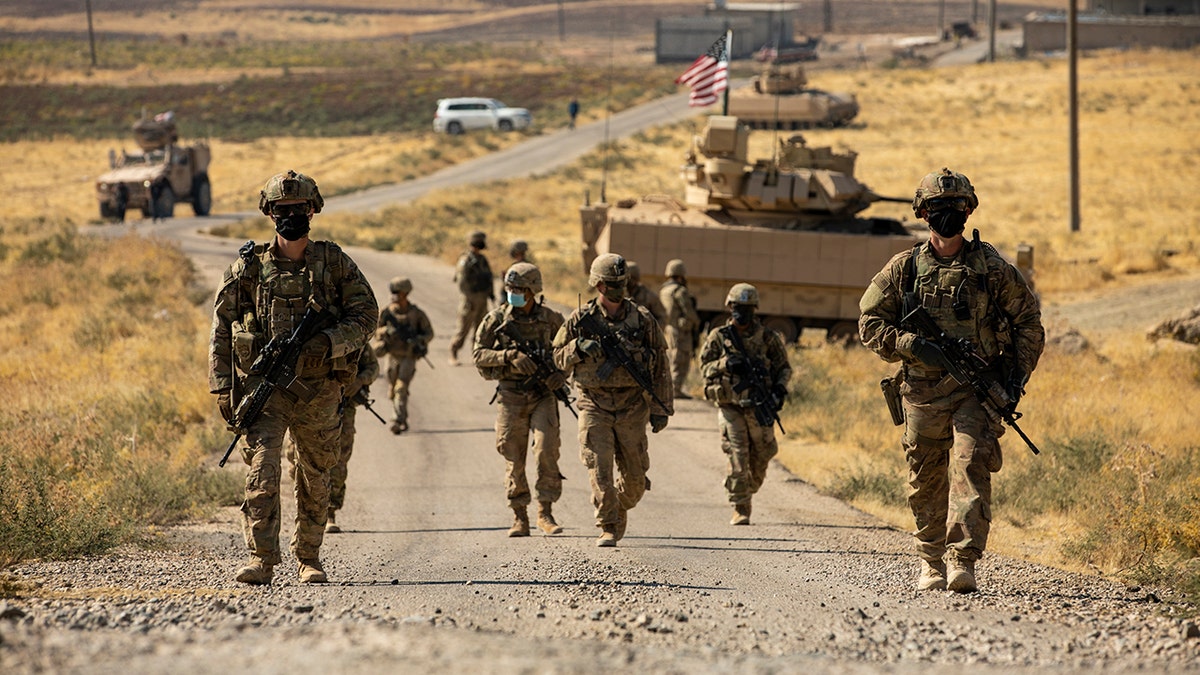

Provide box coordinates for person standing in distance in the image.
[373,276,434,435]
[449,231,494,366]
[859,168,1044,593]
[699,284,792,526]
[473,263,567,537]
[625,261,667,327]
[209,170,378,585]
[659,258,700,399]
[498,240,532,307]
[553,253,673,547]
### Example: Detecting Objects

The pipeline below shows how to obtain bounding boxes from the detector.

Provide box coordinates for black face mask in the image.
[274,213,311,241]
[928,208,968,238]
[731,306,755,326]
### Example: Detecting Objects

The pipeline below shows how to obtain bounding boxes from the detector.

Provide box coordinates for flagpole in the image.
[721,29,732,116]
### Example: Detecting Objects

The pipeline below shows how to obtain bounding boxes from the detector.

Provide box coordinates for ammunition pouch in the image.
[704,375,735,405]
[231,320,261,374]
[880,366,905,426]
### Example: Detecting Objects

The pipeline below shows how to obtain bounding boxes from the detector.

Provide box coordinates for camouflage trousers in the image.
[719,405,778,505]
[328,405,357,512]
[665,326,694,396]
[902,376,1002,564]
[386,355,417,427]
[494,389,563,509]
[449,292,490,355]
[240,377,342,565]
[577,395,650,529]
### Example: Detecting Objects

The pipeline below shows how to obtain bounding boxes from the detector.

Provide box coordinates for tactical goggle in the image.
[269,202,310,218]
[925,197,969,212]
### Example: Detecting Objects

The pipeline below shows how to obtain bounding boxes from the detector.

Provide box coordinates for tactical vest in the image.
[704,322,775,405]
[480,305,558,383]
[458,252,493,294]
[571,300,656,390]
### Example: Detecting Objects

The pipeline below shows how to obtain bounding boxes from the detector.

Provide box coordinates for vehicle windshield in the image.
[490,99,507,109]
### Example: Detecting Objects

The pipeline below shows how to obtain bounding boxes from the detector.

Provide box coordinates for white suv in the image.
[433,97,533,134]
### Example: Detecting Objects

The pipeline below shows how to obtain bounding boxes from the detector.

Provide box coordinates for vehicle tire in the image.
[825,320,859,346]
[447,121,463,135]
[762,316,800,344]
[498,119,513,132]
[191,174,212,216]
[153,183,176,219]
[99,201,115,220]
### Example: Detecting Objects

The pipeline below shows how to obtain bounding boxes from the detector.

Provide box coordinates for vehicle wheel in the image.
[447,121,463,135]
[825,320,859,346]
[152,183,176,219]
[762,316,800,343]
[99,201,115,220]
[498,119,513,132]
[191,174,212,216]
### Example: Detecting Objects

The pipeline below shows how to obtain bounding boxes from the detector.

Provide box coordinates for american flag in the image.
[675,34,729,107]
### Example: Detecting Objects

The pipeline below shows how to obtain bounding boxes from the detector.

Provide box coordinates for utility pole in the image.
[823,0,832,33]
[557,0,565,42]
[938,0,945,41]
[1068,0,1081,232]
[85,0,97,67]
[987,0,997,62]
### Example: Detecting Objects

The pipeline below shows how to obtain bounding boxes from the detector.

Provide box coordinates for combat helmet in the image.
[258,170,324,215]
[504,262,542,295]
[626,261,642,284]
[664,259,687,278]
[469,231,488,249]
[509,239,529,257]
[589,253,628,288]
[912,168,978,216]
[389,276,413,294]
[725,283,759,307]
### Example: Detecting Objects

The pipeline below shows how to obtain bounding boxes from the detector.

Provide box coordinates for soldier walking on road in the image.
[859,168,1044,593]
[473,263,568,537]
[625,261,667,327]
[699,284,792,526]
[660,258,700,399]
[209,170,378,585]
[373,277,434,435]
[553,254,673,547]
[449,231,494,366]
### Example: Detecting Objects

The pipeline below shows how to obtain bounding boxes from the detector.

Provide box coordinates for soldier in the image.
[553,253,673,547]
[374,276,434,435]
[659,258,701,399]
[473,263,567,537]
[449,231,494,366]
[498,240,532,307]
[699,284,792,526]
[625,261,667,326]
[209,170,378,585]
[859,168,1044,593]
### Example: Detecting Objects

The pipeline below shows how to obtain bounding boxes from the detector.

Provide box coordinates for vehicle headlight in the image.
[143,180,152,188]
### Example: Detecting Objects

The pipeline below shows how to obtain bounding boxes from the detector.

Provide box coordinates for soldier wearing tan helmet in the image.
[449,231,494,366]
[699,283,792,525]
[625,261,667,326]
[498,240,533,307]
[209,170,378,585]
[659,258,701,399]
[553,253,673,547]
[473,262,568,537]
[373,276,434,434]
[859,168,1044,593]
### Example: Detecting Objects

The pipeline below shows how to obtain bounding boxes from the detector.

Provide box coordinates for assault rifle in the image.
[500,323,578,419]
[722,325,786,434]
[383,312,434,369]
[901,305,1041,455]
[219,306,333,467]
[347,386,387,425]
[575,310,671,414]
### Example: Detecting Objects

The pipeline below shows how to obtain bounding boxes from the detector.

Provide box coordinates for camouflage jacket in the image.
[473,302,565,385]
[346,347,381,400]
[374,302,434,358]
[858,239,1044,380]
[660,280,700,333]
[208,239,378,393]
[553,298,673,416]
[629,282,667,326]
[454,250,494,298]
[699,318,792,407]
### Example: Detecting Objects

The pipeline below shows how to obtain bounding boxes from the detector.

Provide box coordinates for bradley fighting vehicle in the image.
[580,115,919,343]
[96,111,212,221]
[727,61,858,130]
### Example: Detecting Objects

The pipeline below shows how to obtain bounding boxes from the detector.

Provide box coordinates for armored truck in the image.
[580,115,919,343]
[96,111,212,221]
[727,62,859,130]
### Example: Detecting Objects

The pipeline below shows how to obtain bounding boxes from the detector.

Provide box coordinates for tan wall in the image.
[1024,15,1200,51]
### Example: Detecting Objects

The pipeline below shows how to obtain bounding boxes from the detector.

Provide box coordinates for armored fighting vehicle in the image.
[727,61,859,130]
[580,115,919,342]
[96,111,212,221]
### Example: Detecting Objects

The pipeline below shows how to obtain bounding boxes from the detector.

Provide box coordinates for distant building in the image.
[1023,11,1200,51]
[1092,0,1198,15]
[656,2,800,63]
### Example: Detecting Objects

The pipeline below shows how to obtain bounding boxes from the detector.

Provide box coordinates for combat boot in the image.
[325,509,341,534]
[448,349,461,367]
[596,525,618,548]
[730,502,751,526]
[947,557,977,593]
[390,420,404,435]
[917,559,947,591]
[298,558,328,584]
[508,507,530,537]
[234,558,274,585]
[536,501,562,535]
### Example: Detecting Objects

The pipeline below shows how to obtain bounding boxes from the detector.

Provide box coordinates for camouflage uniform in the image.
[209,238,377,575]
[554,255,673,546]
[660,261,700,398]
[473,295,566,535]
[327,348,380,523]
[626,262,667,326]
[699,307,792,523]
[859,170,1044,590]
[449,233,494,363]
[374,298,434,433]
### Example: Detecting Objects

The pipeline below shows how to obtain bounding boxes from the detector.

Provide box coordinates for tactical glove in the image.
[771,384,788,411]
[576,338,603,359]
[217,391,233,424]
[1005,368,1027,410]
[650,414,669,433]
[910,337,953,372]
[508,350,538,376]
